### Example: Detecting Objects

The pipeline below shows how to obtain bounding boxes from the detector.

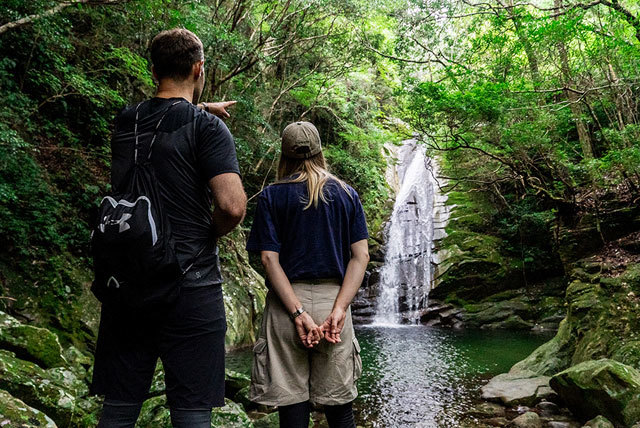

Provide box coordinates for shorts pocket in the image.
[251,337,269,386]
[352,337,362,381]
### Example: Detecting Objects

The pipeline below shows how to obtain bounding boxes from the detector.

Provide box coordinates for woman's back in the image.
[247,178,368,283]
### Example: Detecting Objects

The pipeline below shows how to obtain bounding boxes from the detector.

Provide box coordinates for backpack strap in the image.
[132,99,207,276]
[133,100,186,164]
[181,244,208,276]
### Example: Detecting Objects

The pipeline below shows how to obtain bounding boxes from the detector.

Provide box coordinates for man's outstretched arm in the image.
[209,172,246,237]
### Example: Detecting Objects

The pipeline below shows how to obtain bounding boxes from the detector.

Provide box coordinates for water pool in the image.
[226,325,551,427]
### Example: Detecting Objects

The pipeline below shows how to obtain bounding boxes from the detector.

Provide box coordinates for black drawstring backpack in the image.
[91,100,203,308]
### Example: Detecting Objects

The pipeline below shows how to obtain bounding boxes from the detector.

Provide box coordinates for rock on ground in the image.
[550,359,640,427]
[509,411,542,428]
[481,370,552,406]
[0,311,67,368]
[0,389,57,427]
[583,415,615,428]
[0,349,95,426]
[137,395,253,428]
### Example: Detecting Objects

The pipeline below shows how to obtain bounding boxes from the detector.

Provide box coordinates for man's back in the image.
[110,96,240,286]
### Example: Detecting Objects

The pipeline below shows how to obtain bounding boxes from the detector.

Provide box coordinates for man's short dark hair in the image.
[150,28,204,81]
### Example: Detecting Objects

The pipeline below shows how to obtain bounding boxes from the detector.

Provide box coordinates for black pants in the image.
[279,401,356,428]
[91,285,226,409]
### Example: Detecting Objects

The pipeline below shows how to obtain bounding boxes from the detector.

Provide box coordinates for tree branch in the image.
[0,0,122,35]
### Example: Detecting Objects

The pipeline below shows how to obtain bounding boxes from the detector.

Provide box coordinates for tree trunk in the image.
[505,0,541,84]
[554,0,594,160]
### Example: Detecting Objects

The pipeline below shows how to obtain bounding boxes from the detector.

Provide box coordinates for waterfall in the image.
[372,140,440,325]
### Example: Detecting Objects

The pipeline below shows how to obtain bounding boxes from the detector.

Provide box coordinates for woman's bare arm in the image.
[321,239,369,343]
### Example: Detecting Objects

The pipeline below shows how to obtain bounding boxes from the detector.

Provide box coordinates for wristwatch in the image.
[290,307,306,321]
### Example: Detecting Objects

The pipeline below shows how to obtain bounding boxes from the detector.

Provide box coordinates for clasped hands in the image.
[294,307,346,348]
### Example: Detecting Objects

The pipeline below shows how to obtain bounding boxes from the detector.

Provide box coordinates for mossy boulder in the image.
[0,350,92,426]
[219,230,267,350]
[511,318,575,376]
[511,259,640,377]
[509,411,542,428]
[226,369,251,397]
[0,311,67,368]
[461,296,536,329]
[0,389,57,427]
[550,359,640,427]
[481,370,552,406]
[253,411,279,428]
[137,395,253,428]
[211,399,253,427]
[583,415,615,428]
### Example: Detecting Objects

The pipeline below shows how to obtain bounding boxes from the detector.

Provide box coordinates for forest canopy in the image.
[1,0,639,320]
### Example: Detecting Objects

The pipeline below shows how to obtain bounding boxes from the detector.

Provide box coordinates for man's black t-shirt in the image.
[110,97,240,287]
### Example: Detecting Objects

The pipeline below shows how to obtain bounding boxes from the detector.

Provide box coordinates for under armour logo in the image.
[99,213,132,233]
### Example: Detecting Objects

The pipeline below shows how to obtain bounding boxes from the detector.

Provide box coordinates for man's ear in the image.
[151,65,159,82]
[193,60,204,80]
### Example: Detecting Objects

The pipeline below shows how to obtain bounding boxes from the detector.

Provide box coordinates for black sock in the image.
[325,402,355,428]
[279,401,311,428]
[169,408,212,428]
[97,400,143,428]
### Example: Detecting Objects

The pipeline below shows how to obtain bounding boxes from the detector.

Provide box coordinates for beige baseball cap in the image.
[281,121,322,159]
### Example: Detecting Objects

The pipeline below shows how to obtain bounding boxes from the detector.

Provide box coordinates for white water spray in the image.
[372,140,440,325]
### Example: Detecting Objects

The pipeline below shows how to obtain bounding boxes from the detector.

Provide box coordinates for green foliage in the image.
[0,0,400,345]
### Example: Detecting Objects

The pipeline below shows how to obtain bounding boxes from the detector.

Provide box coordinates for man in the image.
[90,28,246,427]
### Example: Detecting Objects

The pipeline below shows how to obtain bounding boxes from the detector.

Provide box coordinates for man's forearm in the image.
[212,207,244,237]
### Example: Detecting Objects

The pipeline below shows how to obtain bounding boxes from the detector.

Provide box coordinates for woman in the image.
[246,121,369,428]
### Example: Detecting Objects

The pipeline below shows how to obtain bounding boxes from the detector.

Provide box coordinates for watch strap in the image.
[290,307,306,321]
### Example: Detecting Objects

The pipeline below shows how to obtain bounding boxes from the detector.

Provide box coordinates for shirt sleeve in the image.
[246,192,281,253]
[196,113,241,181]
[350,189,369,244]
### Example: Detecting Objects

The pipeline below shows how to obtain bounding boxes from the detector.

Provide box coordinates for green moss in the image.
[219,229,268,350]
[0,350,92,427]
[0,389,57,427]
[550,359,640,427]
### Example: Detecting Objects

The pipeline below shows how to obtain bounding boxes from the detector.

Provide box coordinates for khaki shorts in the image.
[249,281,363,407]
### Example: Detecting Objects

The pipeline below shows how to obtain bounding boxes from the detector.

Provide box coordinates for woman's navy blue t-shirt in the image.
[246,179,368,284]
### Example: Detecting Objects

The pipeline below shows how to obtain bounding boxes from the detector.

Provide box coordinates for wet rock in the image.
[482,370,552,406]
[0,350,89,426]
[547,422,578,428]
[535,400,560,417]
[485,416,510,426]
[550,359,640,427]
[583,415,615,428]
[0,311,67,368]
[0,389,57,427]
[467,402,506,418]
[482,315,534,330]
[508,412,541,428]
